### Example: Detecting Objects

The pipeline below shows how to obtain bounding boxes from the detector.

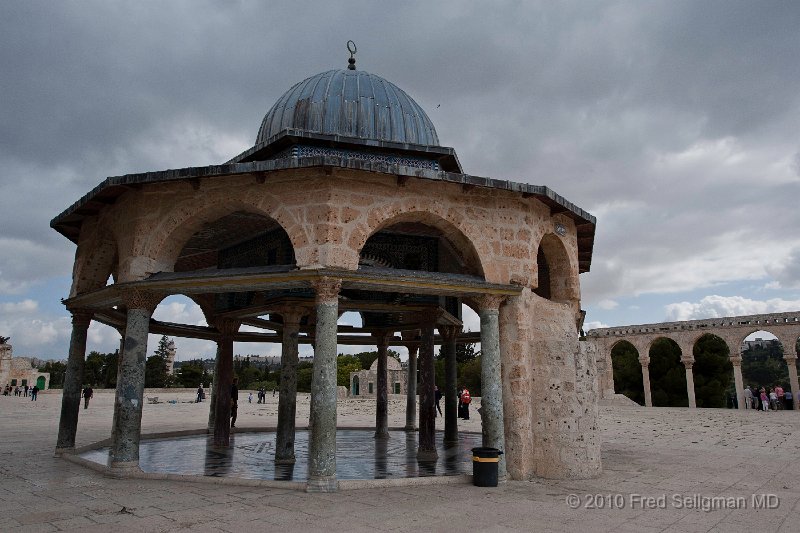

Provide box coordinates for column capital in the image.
[311,277,341,305]
[439,325,462,341]
[784,354,798,363]
[120,289,163,313]
[278,307,309,329]
[475,294,505,312]
[638,356,650,367]
[68,308,94,328]
[212,317,240,337]
[373,330,392,348]
[729,355,743,366]
[681,357,694,370]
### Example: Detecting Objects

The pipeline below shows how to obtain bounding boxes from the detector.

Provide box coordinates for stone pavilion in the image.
[51,47,600,491]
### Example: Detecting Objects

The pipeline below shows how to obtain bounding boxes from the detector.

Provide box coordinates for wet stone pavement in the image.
[81,429,484,481]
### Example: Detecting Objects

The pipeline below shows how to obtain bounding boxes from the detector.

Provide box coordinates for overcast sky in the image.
[2,0,799,360]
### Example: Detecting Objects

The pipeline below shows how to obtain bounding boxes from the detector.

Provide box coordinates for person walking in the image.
[23,384,29,397]
[434,385,443,416]
[82,386,93,409]
[230,377,239,429]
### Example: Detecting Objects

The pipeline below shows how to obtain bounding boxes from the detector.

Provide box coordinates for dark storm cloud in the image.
[1,0,800,354]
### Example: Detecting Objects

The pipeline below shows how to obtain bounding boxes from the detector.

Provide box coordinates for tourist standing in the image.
[434,385,442,416]
[775,385,784,410]
[30,385,38,401]
[460,386,471,420]
[785,389,794,410]
[230,377,239,428]
[744,386,753,409]
[196,385,203,403]
[760,388,768,412]
[248,391,253,404]
[769,388,778,410]
[82,386,93,409]
[23,384,29,397]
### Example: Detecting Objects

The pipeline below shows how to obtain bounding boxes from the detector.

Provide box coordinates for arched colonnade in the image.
[588,312,800,409]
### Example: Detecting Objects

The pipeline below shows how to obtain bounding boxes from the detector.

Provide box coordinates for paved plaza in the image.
[2,390,799,532]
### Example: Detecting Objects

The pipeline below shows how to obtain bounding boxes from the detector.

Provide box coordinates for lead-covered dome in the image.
[256,69,440,147]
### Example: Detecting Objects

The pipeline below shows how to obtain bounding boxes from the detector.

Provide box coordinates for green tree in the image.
[459,356,482,396]
[337,354,362,387]
[145,355,168,387]
[83,351,106,386]
[296,361,314,392]
[649,338,688,407]
[176,360,207,388]
[742,340,789,390]
[610,341,644,405]
[37,360,67,388]
[436,338,478,364]
[692,334,732,408]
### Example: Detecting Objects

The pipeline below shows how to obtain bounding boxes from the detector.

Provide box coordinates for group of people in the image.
[432,385,472,420]
[744,385,793,411]
[255,386,273,403]
[3,383,39,400]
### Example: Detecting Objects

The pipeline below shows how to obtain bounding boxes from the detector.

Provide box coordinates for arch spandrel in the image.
[70,217,120,297]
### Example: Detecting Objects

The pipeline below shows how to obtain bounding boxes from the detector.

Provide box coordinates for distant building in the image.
[349,357,406,397]
[741,338,780,351]
[0,340,50,390]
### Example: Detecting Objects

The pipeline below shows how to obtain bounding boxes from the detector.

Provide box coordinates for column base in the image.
[416,448,438,461]
[443,438,459,445]
[275,455,296,465]
[53,446,74,457]
[403,425,416,432]
[109,460,142,477]
[374,430,389,439]
[306,475,338,493]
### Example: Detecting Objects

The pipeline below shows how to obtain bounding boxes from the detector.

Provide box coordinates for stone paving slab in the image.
[2,390,800,531]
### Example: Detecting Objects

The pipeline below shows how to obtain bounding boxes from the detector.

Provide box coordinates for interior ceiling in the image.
[176,211,280,271]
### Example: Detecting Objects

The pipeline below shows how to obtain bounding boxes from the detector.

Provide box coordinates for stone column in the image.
[212,318,238,447]
[403,331,419,431]
[374,331,390,439]
[785,355,800,411]
[477,295,506,479]
[207,347,221,432]
[276,309,305,463]
[111,290,161,469]
[110,332,125,448]
[307,277,341,492]
[439,325,460,444]
[639,356,652,407]
[682,358,696,408]
[55,309,93,453]
[730,355,745,410]
[417,314,438,461]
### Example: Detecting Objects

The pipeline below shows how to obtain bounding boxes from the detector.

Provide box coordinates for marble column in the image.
[307,277,341,492]
[730,355,745,410]
[276,309,304,463]
[55,309,93,453]
[439,325,460,444]
[417,315,438,461]
[374,331,390,439]
[477,295,507,479]
[403,331,419,431]
[785,355,800,410]
[110,332,125,448]
[682,358,696,408]
[639,357,652,407]
[213,318,238,447]
[110,290,161,469]
[207,347,221,432]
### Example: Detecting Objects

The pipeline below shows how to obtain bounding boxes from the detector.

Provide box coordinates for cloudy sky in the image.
[2,0,799,360]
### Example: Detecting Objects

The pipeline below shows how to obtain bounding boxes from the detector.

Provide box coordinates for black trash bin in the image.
[472,447,503,487]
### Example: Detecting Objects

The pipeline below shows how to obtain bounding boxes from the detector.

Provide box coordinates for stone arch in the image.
[609,340,644,405]
[71,222,119,296]
[532,233,576,303]
[691,333,733,408]
[647,336,688,407]
[355,210,485,278]
[143,197,304,276]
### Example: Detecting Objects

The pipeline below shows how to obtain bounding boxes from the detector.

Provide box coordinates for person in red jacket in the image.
[460,386,471,420]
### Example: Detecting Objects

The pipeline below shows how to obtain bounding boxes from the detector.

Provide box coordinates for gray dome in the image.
[256,69,440,146]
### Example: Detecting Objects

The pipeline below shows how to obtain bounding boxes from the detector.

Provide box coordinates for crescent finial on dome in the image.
[347,40,357,70]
